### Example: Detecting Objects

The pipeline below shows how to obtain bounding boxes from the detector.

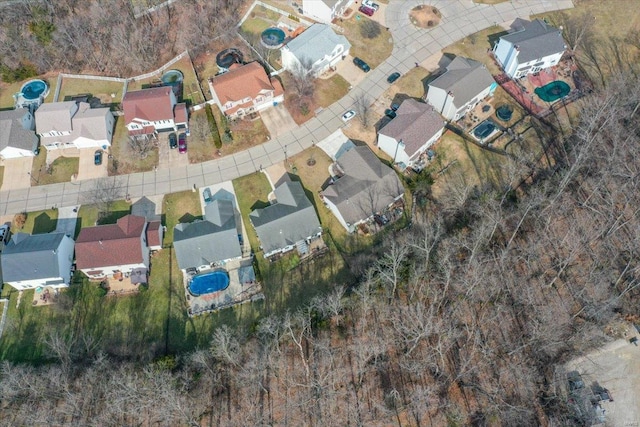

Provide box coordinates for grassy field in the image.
[232,172,272,255]
[109,117,158,174]
[11,208,58,234]
[57,77,125,106]
[74,200,132,238]
[344,16,393,68]
[443,25,507,75]
[162,190,203,243]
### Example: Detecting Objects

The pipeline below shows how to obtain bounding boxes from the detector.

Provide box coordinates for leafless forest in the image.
[0,0,243,79]
[0,72,638,424]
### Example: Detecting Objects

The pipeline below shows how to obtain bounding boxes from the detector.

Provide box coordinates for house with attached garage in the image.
[122,86,189,136]
[493,18,567,79]
[0,108,38,159]
[377,99,444,170]
[173,198,242,271]
[130,196,163,251]
[250,180,323,259]
[208,61,284,119]
[281,24,351,77]
[35,101,115,150]
[301,0,354,24]
[321,145,404,233]
[0,232,75,291]
[426,56,497,121]
[75,214,159,284]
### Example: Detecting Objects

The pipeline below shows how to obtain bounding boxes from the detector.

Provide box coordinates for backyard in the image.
[0,72,58,109]
[56,76,125,107]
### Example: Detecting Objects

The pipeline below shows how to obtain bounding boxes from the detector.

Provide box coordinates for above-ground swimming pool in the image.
[216,48,244,70]
[261,27,286,49]
[496,105,513,122]
[534,80,570,103]
[20,79,49,100]
[189,270,230,296]
[473,119,498,140]
[161,69,184,86]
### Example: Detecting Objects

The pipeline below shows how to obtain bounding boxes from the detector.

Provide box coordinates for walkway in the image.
[0,0,574,216]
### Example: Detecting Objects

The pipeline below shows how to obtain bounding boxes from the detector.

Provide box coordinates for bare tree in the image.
[353,91,372,127]
[84,177,124,220]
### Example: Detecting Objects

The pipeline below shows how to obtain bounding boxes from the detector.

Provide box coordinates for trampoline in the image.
[496,105,513,122]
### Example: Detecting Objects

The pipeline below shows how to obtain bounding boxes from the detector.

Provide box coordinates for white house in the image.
[301,0,354,24]
[1,232,75,290]
[493,18,567,79]
[35,101,115,150]
[122,87,189,136]
[377,99,444,169]
[0,108,38,159]
[281,24,351,77]
[426,57,498,121]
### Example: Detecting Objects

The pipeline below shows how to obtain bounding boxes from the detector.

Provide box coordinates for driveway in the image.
[0,156,33,191]
[336,55,369,87]
[55,205,79,238]
[158,132,189,170]
[76,148,108,181]
[260,104,297,139]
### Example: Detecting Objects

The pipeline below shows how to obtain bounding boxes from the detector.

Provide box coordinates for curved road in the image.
[0,0,573,216]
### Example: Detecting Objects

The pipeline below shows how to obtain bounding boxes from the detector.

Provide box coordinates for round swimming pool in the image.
[161,69,183,86]
[189,270,230,296]
[20,79,49,100]
[473,119,497,140]
[534,80,570,103]
[261,27,285,49]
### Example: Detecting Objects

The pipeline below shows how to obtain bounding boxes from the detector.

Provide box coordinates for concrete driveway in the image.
[260,104,297,139]
[55,205,79,238]
[76,148,108,181]
[336,55,370,87]
[0,156,33,191]
[158,132,189,170]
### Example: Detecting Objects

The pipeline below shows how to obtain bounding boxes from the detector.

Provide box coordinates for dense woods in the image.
[0,0,243,81]
[1,71,639,425]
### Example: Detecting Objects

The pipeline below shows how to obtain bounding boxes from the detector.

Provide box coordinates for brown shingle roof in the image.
[122,87,174,124]
[75,215,147,270]
[210,62,284,107]
[174,103,188,124]
[146,220,162,248]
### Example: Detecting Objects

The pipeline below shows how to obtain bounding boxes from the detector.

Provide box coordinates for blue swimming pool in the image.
[261,27,285,49]
[473,119,498,140]
[21,79,48,100]
[189,270,230,296]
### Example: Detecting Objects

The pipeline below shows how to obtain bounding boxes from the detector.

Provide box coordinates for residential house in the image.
[1,232,74,290]
[173,199,242,271]
[0,108,38,159]
[35,101,115,150]
[302,0,354,24]
[281,24,351,77]
[250,180,322,258]
[377,99,444,169]
[493,18,567,78]
[321,145,404,233]
[75,215,156,283]
[209,62,284,119]
[122,87,189,136]
[426,57,497,121]
[131,196,163,251]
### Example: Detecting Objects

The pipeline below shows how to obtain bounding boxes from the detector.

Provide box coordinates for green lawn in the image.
[74,200,132,238]
[0,73,57,109]
[57,77,125,105]
[31,156,79,186]
[232,172,272,255]
[162,190,203,242]
[11,208,58,234]
[186,109,216,164]
[315,74,351,108]
[109,117,158,175]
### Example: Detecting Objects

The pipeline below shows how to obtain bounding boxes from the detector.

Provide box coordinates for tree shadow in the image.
[98,210,130,225]
[32,212,57,234]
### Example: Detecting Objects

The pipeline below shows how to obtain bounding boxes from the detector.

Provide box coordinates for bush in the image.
[29,20,55,45]
[205,104,222,149]
[0,63,38,83]
[13,212,27,229]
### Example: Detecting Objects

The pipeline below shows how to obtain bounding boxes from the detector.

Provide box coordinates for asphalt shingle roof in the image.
[429,57,496,108]
[210,62,284,113]
[501,19,566,63]
[122,87,175,124]
[1,233,69,282]
[284,24,351,67]
[0,108,38,152]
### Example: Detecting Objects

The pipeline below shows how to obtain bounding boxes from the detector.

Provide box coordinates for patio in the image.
[31,286,60,307]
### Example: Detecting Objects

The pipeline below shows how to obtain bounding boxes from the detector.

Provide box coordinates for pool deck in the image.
[183,257,263,316]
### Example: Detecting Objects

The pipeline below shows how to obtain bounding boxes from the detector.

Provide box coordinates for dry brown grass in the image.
[109,117,158,175]
[281,72,350,125]
[443,26,506,75]
[343,15,393,69]
[409,5,441,29]
[219,116,270,156]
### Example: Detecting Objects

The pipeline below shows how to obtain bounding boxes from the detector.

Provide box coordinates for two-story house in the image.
[122,87,189,136]
[208,61,284,119]
[0,108,38,159]
[493,18,567,79]
[302,0,354,24]
[281,24,351,77]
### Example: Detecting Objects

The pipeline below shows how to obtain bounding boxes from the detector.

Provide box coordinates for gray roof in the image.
[35,101,76,133]
[500,19,566,63]
[0,108,38,152]
[36,102,112,144]
[322,146,404,225]
[131,196,160,221]
[1,233,69,283]
[284,24,351,67]
[429,57,496,108]
[378,99,444,156]
[173,199,241,269]
[250,181,322,254]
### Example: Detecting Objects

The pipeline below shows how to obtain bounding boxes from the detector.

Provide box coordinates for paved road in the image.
[0,0,574,216]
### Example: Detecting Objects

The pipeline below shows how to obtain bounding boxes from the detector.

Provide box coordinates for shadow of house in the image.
[487,29,510,49]
[33,212,57,234]
[179,213,202,224]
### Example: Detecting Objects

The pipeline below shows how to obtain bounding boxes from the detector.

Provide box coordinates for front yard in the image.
[31,150,79,186]
[162,190,203,242]
[282,72,350,124]
[343,15,393,69]
[443,25,507,76]
[109,117,158,175]
[11,208,58,234]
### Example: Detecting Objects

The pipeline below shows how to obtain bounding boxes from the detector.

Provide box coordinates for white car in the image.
[342,110,357,122]
[363,0,379,11]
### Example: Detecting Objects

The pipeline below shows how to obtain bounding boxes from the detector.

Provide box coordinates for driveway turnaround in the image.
[260,103,298,138]
[0,0,574,216]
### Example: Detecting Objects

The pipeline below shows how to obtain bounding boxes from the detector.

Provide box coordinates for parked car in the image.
[0,224,10,245]
[363,0,379,11]
[169,132,177,149]
[387,72,401,84]
[358,5,375,16]
[178,133,187,153]
[391,103,400,111]
[353,57,371,72]
[373,214,389,226]
[203,187,212,204]
[342,110,357,122]
[385,109,397,119]
[94,150,102,165]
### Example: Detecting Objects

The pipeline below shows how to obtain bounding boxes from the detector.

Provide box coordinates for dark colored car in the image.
[169,132,177,149]
[358,5,375,16]
[94,150,103,165]
[387,72,401,84]
[385,109,397,119]
[203,187,212,203]
[178,133,187,154]
[353,57,370,72]
[391,103,400,111]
